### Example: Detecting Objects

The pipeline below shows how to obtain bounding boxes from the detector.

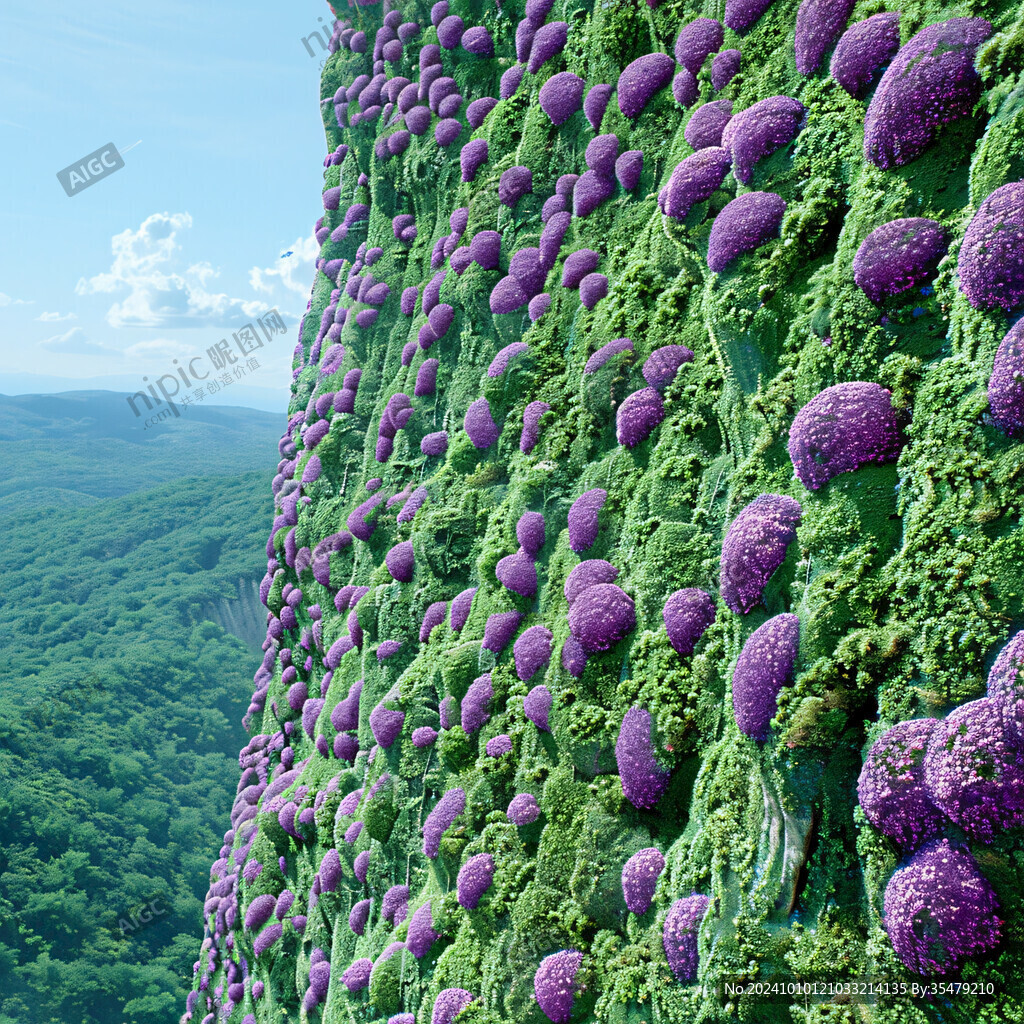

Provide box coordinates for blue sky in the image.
[0,0,338,413]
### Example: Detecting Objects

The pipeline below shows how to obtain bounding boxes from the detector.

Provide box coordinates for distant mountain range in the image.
[0,390,284,514]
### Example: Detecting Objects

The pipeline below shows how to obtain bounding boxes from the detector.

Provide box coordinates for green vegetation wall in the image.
[185,1,1024,1022]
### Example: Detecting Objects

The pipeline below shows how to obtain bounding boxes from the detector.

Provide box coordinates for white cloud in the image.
[0,293,31,306]
[123,338,197,360]
[39,327,114,355]
[249,234,319,299]
[75,212,273,329]
[36,311,78,322]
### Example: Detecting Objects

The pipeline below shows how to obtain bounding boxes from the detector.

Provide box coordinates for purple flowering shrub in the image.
[663,588,716,656]
[659,148,732,220]
[622,847,665,914]
[663,895,710,981]
[507,793,541,824]
[567,488,607,552]
[514,626,553,681]
[423,788,466,858]
[830,13,900,97]
[794,0,856,76]
[707,192,786,272]
[457,853,495,908]
[618,53,676,119]
[788,382,902,490]
[534,950,583,1023]
[853,219,948,302]
[721,96,805,184]
[615,707,671,808]
[958,182,1024,311]
[731,614,800,740]
[539,73,586,126]
[524,684,553,730]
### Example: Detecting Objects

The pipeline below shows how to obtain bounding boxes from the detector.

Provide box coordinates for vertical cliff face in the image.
[186,1,1024,1022]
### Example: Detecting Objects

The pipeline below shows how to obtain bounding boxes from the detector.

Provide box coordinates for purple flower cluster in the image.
[663,895,710,982]
[534,950,583,1024]
[643,345,694,391]
[857,718,944,850]
[483,611,523,654]
[788,382,902,490]
[432,988,475,1024]
[465,398,501,449]
[540,72,586,126]
[568,583,636,653]
[514,626,553,681]
[719,493,803,613]
[658,148,732,220]
[622,847,665,914]
[450,588,477,632]
[617,387,665,447]
[830,13,901,97]
[724,0,775,33]
[883,839,1001,975]
[615,707,671,809]
[385,540,415,582]
[521,401,550,454]
[617,53,676,119]
[524,684,553,731]
[342,958,373,992]
[853,219,948,303]
[712,49,741,91]
[462,674,493,734]
[567,488,607,552]
[731,614,800,741]
[370,701,405,748]
[486,734,512,757]
[958,182,1024,311]
[721,96,805,184]
[864,19,993,170]
[685,100,733,151]
[423,787,466,858]
[794,0,856,75]
[707,192,786,272]
[457,852,495,908]
[507,793,541,824]
[663,589,716,656]
[406,901,438,958]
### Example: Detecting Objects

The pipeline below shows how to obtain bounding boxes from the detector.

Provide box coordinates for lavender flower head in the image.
[354,850,370,884]
[521,401,550,454]
[567,488,607,553]
[857,718,945,851]
[658,148,731,220]
[423,788,466,858]
[731,614,800,741]
[615,707,671,809]
[663,589,716,656]
[830,12,900,97]
[986,631,1024,744]
[923,697,1024,841]
[788,382,902,491]
[406,901,439,958]
[421,601,448,643]
[462,674,493,734]
[486,734,512,757]
[342,959,373,992]
[675,19,724,76]
[385,540,415,582]
[508,792,541,824]
[663,895,709,981]
[958,182,1024,311]
[515,628,553,682]
[539,72,586,126]
[370,702,405,748]
[617,53,676,119]
[381,883,410,924]
[432,988,475,1024]
[883,839,1001,975]
[615,150,643,191]
[499,166,533,208]
[794,0,855,75]
[450,588,477,632]
[643,344,694,391]
[617,387,665,447]
[721,96,805,184]
[457,853,495,909]
[562,249,601,289]
[568,583,636,653]
[349,898,371,935]
[489,342,530,378]
[465,398,501,449]
[422,431,450,457]
[584,83,612,131]
[708,192,786,272]
[483,611,523,654]
[622,847,666,914]
[711,49,741,91]
[496,549,537,598]
[719,493,802,613]
[534,950,583,1024]
[864,19,993,170]
[413,726,438,748]
[853,218,948,303]
[528,21,568,73]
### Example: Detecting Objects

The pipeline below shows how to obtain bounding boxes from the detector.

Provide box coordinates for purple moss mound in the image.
[528,21,568,74]
[617,387,665,447]
[987,317,1024,434]
[539,72,586,126]
[788,382,902,490]
[617,53,676,119]
[857,718,945,851]
[523,683,553,730]
[959,182,1024,311]
[658,148,732,220]
[923,697,1024,841]
[707,191,786,272]
[462,674,493,734]
[585,134,619,177]
[499,165,533,208]
[534,950,583,1024]
[457,853,495,909]
[830,13,901,97]
[584,84,612,131]
[721,96,805,184]
[486,734,512,758]
[406,901,438,958]
[465,397,500,449]
[514,625,553,681]
[370,703,405,748]
[987,630,1024,744]
[615,150,643,191]
[564,559,619,606]
[567,488,607,552]
[663,588,717,656]
[432,988,475,1024]
[483,611,522,654]
[883,838,1001,975]
[385,540,414,582]
[450,587,476,632]
[685,100,733,151]
[731,613,800,741]
[496,549,537,598]
[622,847,666,914]
[562,249,601,289]
[643,344,694,391]
[663,895,710,981]
[521,401,550,453]
[794,0,856,76]
[853,218,948,303]
[675,18,724,76]
[615,707,670,808]
[712,49,741,91]
[579,273,609,310]
[423,788,466,858]
[864,18,993,170]
[507,792,540,825]
[720,493,802,613]
[725,0,774,32]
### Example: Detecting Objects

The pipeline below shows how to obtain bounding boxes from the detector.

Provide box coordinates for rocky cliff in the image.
[185,1,1024,1022]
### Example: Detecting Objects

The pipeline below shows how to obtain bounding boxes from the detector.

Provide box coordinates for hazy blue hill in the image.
[0,391,284,513]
